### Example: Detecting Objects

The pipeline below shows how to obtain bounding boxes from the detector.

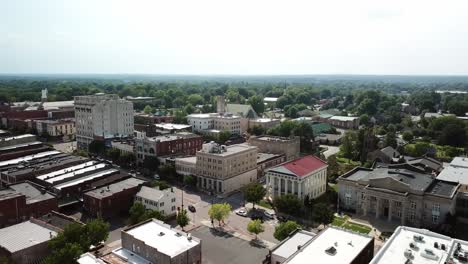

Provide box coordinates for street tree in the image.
[208,203,232,226]
[312,203,335,225]
[247,219,265,240]
[143,105,153,114]
[385,131,397,149]
[242,183,266,209]
[177,209,190,231]
[273,194,302,216]
[274,221,299,241]
[248,95,265,114]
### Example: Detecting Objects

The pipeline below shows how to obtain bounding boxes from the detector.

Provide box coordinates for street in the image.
[321,144,340,159]
[173,186,279,244]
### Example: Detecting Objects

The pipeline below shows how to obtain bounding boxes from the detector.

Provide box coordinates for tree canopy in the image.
[274,221,299,241]
[208,203,232,226]
[242,183,267,208]
[247,219,265,240]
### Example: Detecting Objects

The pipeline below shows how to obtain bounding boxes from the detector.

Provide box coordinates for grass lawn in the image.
[257,200,273,209]
[336,156,361,166]
[342,222,372,234]
[331,216,347,227]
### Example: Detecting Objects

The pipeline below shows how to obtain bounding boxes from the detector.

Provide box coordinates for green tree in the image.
[88,140,105,155]
[107,148,121,163]
[183,103,196,114]
[44,243,83,264]
[273,194,302,216]
[177,209,190,231]
[129,202,146,225]
[242,183,267,209]
[274,221,299,241]
[218,130,231,143]
[402,131,414,142]
[208,203,232,226]
[385,131,397,148]
[247,219,265,240]
[187,94,204,106]
[143,156,160,174]
[183,175,197,187]
[85,219,110,246]
[248,95,265,114]
[173,109,188,124]
[143,105,153,114]
[250,125,265,136]
[340,131,357,160]
[360,114,370,126]
[312,203,335,225]
[358,98,378,115]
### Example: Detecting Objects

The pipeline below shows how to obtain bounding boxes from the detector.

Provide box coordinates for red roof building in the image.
[266,155,328,200]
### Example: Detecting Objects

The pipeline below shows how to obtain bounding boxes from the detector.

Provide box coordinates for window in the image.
[410,201,416,210]
[432,203,440,212]
[432,215,439,224]
[160,202,164,207]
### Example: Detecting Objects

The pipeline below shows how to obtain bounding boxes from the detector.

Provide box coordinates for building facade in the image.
[338,164,459,228]
[175,156,197,176]
[116,219,201,264]
[187,113,242,135]
[266,155,328,200]
[248,136,300,161]
[195,142,257,195]
[135,186,177,217]
[83,178,147,218]
[74,94,134,149]
[35,119,75,137]
[135,131,203,164]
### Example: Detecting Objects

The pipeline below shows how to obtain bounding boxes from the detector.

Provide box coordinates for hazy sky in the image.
[1,0,468,75]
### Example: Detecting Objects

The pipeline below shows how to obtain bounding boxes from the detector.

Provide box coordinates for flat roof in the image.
[252,118,280,123]
[257,152,283,164]
[54,168,118,190]
[40,162,106,184]
[449,157,468,169]
[8,182,55,203]
[253,136,294,142]
[0,150,61,168]
[264,97,279,102]
[437,166,468,185]
[0,141,42,152]
[0,220,57,253]
[155,123,192,130]
[329,116,359,121]
[176,156,197,164]
[111,247,151,264]
[272,230,316,259]
[37,161,97,181]
[77,253,106,264]
[285,227,373,264]
[124,219,200,258]
[0,134,35,142]
[85,178,146,199]
[370,226,453,264]
[199,143,257,156]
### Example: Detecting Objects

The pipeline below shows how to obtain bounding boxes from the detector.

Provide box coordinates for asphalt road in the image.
[174,186,279,244]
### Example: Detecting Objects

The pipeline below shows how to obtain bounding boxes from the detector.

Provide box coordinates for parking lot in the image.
[191,226,269,264]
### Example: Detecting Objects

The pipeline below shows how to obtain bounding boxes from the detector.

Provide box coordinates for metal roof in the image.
[0,221,57,253]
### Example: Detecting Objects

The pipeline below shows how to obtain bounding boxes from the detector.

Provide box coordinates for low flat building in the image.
[249,135,300,161]
[135,131,203,164]
[35,119,75,138]
[283,226,374,264]
[104,219,201,264]
[0,134,37,148]
[135,186,177,217]
[175,156,197,176]
[257,152,286,179]
[315,133,343,145]
[0,181,58,227]
[0,220,58,264]
[195,142,258,195]
[248,118,280,130]
[0,140,49,161]
[83,177,147,218]
[338,164,459,227]
[111,139,135,156]
[266,155,328,200]
[268,229,316,264]
[327,116,360,129]
[437,157,468,219]
[370,226,468,264]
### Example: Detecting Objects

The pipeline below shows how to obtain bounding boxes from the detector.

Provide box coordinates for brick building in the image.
[135,131,203,164]
[0,181,58,227]
[134,113,174,125]
[83,177,147,218]
[248,136,300,161]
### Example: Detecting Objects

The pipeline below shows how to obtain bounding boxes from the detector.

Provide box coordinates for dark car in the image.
[250,212,264,222]
[188,205,196,213]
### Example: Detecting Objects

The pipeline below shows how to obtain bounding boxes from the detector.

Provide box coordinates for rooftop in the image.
[329,116,359,121]
[37,211,83,230]
[0,134,36,142]
[449,157,468,169]
[0,141,43,152]
[85,178,146,199]
[147,132,199,142]
[136,186,174,201]
[253,136,295,142]
[8,181,55,203]
[199,142,257,156]
[252,118,280,123]
[285,226,373,264]
[272,230,316,260]
[257,152,284,164]
[77,253,106,264]
[370,226,455,264]
[267,155,327,177]
[264,97,278,102]
[0,220,57,253]
[54,168,119,190]
[0,150,61,168]
[437,166,468,185]
[155,123,192,130]
[176,156,197,164]
[123,219,200,258]
[36,161,102,183]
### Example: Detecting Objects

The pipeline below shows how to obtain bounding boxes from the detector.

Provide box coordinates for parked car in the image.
[251,214,264,223]
[153,174,160,180]
[235,209,248,217]
[188,205,196,213]
[264,211,275,219]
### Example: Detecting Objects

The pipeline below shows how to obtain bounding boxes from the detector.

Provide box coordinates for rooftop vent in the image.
[159,232,165,236]
[187,233,192,241]
[175,232,182,237]
[325,246,337,256]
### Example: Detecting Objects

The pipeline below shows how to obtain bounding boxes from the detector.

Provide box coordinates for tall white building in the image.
[187,113,242,135]
[74,94,134,149]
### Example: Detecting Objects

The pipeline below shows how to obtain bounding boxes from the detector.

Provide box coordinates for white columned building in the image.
[266,155,328,200]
